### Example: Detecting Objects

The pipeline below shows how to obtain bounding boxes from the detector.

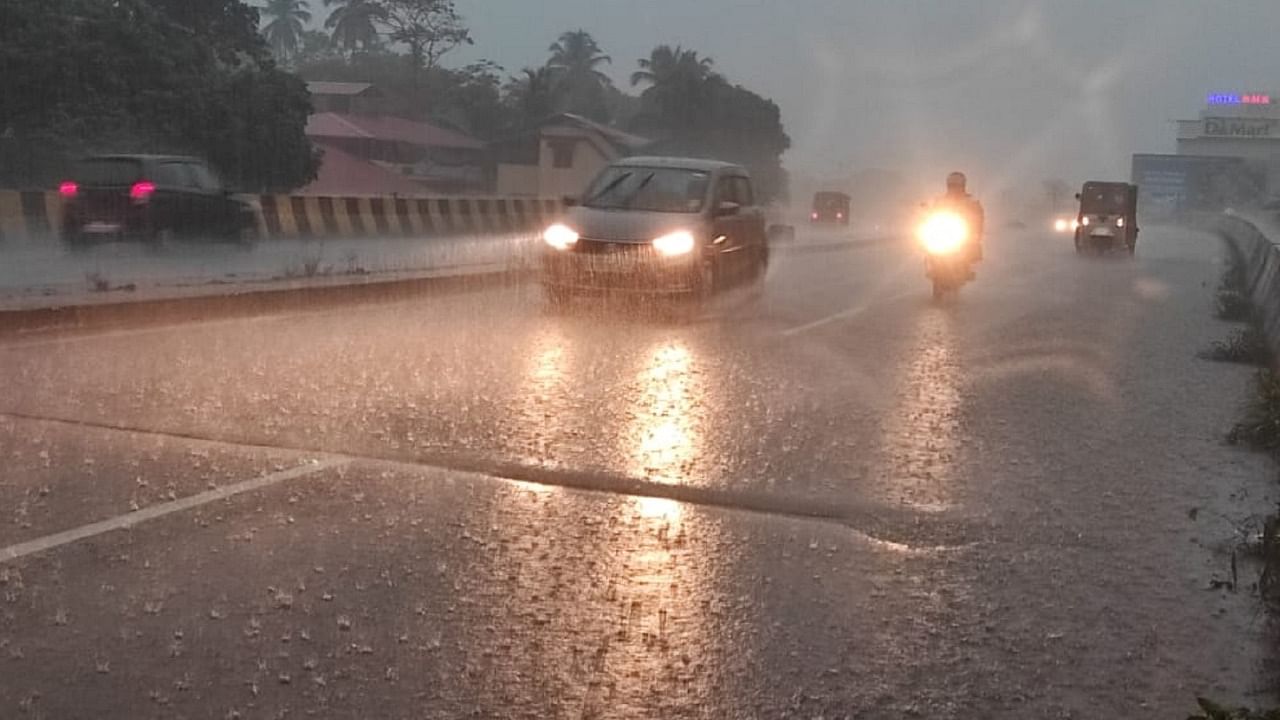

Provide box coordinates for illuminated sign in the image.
[1207,92,1272,106]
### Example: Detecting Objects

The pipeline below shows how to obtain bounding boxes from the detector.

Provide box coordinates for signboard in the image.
[1207,93,1272,106]
[1202,117,1279,138]
[1131,154,1257,216]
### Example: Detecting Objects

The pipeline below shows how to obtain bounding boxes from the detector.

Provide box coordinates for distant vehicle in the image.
[1073,181,1138,256]
[59,155,258,246]
[810,191,850,225]
[917,207,978,300]
[541,156,769,302]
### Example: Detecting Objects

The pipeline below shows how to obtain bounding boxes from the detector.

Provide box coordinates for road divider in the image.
[0,189,565,243]
[1214,211,1280,363]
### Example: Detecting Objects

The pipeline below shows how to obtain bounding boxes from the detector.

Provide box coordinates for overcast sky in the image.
[438,0,1280,195]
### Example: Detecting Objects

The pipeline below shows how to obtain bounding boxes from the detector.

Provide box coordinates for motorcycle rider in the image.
[934,171,984,265]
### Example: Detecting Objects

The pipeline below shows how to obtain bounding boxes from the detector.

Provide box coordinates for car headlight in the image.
[653,230,695,257]
[1081,216,1090,226]
[1116,217,1125,228]
[543,223,578,250]
[917,211,968,255]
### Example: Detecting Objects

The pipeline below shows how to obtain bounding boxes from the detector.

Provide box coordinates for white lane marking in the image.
[781,290,915,337]
[0,458,347,564]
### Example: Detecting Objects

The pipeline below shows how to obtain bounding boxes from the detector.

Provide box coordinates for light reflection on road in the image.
[874,308,963,513]
[625,341,704,488]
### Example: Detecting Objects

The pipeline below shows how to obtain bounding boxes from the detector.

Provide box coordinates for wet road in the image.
[0,224,1276,718]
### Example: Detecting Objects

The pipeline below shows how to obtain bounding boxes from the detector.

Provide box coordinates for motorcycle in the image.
[916,210,976,300]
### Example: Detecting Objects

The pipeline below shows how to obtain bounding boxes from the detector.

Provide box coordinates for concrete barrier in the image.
[1214,211,1280,362]
[0,190,563,243]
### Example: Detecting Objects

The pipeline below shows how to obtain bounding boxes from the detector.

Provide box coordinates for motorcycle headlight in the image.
[653,230,695,257]
[543,223,578,250]
[917,211,968,255]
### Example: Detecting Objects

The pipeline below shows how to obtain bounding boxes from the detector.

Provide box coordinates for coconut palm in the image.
[324,0,383,55]
[546,30,613,120]
[506,66,558,126]
[631,45,718,127]
[260,0,313,61]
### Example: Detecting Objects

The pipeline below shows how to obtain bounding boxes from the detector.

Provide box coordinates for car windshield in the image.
[74,159,142,186]
[1080,186,1130,213]
[583,167,710,213]
[813,193,848,210]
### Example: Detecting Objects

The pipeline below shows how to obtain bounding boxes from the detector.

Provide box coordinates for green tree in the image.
[630,45,717,130]
[546,30,613,121]
[0,0,317,191]
[504,67,558,127]
[260,0,312,63]
[629,46,789,201]
[323,0,383,55]
[379,0,471,72]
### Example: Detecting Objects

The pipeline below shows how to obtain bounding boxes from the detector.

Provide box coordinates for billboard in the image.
[1130,154,1261,216]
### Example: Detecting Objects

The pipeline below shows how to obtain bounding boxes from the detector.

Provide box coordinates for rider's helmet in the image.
[945,172,967,194]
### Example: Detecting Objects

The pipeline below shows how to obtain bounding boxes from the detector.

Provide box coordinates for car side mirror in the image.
[715,201,740,217]
[562,195,579,207]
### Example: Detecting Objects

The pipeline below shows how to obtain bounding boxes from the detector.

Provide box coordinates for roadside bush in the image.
[1202,326,1270,365]
[1228,370,1280,453]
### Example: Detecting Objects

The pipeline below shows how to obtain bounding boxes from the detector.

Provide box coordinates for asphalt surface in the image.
[0,224,1276,718]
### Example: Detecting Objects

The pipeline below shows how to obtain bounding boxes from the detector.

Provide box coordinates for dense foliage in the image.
[0,0,318,191]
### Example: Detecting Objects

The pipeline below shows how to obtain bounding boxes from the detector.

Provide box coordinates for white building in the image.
[1175,92,1280,191]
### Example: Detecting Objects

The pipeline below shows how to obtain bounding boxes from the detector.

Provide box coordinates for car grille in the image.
[575,237,653,256]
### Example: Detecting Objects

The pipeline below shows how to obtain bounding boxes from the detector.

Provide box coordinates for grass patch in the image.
[1189,697,1280,719]
[1218,288,1254,322]
[1228,370,1280,453]
[1202,326,1270,365]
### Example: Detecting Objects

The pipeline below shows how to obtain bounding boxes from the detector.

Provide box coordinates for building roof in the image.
[306,81,377,97]
[301,142,429,197]
[306,112,484,151]
[552,113,651,152]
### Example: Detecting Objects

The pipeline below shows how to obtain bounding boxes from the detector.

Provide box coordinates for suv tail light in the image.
[58,181,78,198]
[130,181,156,203]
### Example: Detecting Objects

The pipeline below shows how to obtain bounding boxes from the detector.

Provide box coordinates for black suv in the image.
[60,155,258,245]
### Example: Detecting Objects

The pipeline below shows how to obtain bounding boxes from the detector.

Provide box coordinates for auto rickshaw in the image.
[1073,181,1138,256]
[810,191,851,225]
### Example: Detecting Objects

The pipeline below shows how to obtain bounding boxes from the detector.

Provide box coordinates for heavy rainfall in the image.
[5,1,1280,717]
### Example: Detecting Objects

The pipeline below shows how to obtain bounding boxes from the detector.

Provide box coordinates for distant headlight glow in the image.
[917,211,968,255]
[543,223,578,250]
[653,230,695,256]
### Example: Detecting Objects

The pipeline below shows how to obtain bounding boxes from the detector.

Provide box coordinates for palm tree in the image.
[631,45,718,128]
[260,0,313,62]
[324,0,383,55]
[506,67,558,126]
[546,30,613,121]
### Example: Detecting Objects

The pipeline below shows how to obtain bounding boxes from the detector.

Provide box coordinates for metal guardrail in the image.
[0,191,565,243]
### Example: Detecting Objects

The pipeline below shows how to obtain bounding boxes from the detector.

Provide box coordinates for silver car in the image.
[540,157,769,301]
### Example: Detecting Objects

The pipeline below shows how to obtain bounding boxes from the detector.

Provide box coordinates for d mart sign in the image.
[1203,117,1280,138]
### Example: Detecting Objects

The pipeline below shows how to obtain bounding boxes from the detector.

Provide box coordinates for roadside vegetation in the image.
[1200,257,1280,717]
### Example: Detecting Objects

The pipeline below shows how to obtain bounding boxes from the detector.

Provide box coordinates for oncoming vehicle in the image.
[917,208,978,300]
[59,154,259,246]
[1073,181,1138,256]
[541,157,769,302]
[810,191,850,225]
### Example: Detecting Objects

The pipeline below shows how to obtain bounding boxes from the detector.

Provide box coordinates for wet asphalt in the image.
[0,224,1277,718]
